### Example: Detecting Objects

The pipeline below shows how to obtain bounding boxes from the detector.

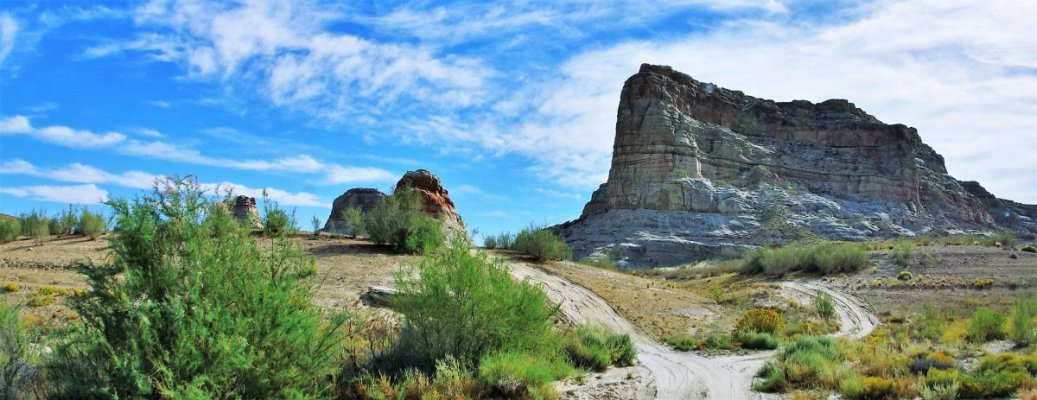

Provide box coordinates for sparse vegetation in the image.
[580,254,616,270]
[1,303,45,398]
[564,324,636,371]
[363,186,444,254]
[261,189,297,237]
[1011,296,1035,346]
[19,210,49,244]
[310,215,321,237]
[741,241,868,276]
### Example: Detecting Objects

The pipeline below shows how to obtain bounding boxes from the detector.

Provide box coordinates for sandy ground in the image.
[509,259,879,400]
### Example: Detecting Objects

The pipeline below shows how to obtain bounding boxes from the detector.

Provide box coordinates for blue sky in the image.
[1,0,1035,238]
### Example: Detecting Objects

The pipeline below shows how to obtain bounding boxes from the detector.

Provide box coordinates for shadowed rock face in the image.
[559,64,1035,267]
[232,195,261,229]
[323,188,386,234]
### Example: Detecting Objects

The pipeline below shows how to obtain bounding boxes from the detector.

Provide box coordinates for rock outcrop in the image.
[558,64,1036,267]
[396,169,466,237]
[232,195,261,229]
[322,169,467,240]
[323,188,386,234]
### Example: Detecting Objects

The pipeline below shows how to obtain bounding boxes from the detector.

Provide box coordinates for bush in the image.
[959,371,1023,398]
[392,240,561,370]
[261,190,297,237]
[741,242,867,276]
[564,324,636,371]
[76,208,106,240]
[967,307,1006,342]
[891,243,914,267]
[897,271,913,281]
[479,351,571,398]
[19,210,48,244]
[737,331,780,350]
[1,303,44,398]
[514,225,571,261]
[341,206,366,238]
[580,255,616,270]
[483,235,498,249]
[310,216,320,237]
[364,187,444,254]
[1022,245,1037,253]
[0,218,18,243]
[755,336,842,392]
[1011,296,1035,345]
[49,177,346,398]
[814,290,836,323]
[495,232,514,250]
[734,308,784,335]
[840,376,910,400]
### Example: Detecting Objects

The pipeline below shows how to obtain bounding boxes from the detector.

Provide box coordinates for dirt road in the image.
[510,262,879,400]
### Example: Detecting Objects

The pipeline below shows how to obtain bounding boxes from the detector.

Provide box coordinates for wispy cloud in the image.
[0,12,17,66]
[0,184,108,204]
[0,159,158,189]
[0,159,328,207]
[0,115,391,179]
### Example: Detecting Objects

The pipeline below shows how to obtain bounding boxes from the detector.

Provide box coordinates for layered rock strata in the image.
[558,64,1036,267]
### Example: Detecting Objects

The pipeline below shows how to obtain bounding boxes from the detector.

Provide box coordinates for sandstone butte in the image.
[323,169,466,239]
[557,63,1037,267]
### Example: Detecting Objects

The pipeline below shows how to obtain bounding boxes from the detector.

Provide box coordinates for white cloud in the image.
[37,126,127,148]
[456,184,483,195]
[0,159,159,189]
[321,165,395,185]
[135,128,164,138]
[0,184,108,204]
[150,100,171,108]
[0,115,31,133]
[0,12,17,65]
[120,0,490,119]
[201,182,326,208]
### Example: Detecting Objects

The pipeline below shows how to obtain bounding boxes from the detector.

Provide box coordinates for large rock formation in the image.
[232,195,261,229]
[322,169,467,240]
[558,64,1036,267]
[396,169,466,237]
[322,188,386,234]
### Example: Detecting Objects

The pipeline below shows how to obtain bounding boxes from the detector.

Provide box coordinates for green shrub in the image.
[310,216,320,237]
[897,270,913,281]
[814,290,836,323]
[665,334,700,351]
[989,231,1017,247]
[49,177,346,398]
[959,371,1023,398]
[741,242,867,276]
[478,351,571,398]
[755,336,842,392]
[1022,245,1037,253]
[703,333,735,350]
[341,206,366,238]
[364,187,444,254]
[967,307,1006,342]
[19,210,49,244]
[76,208,106,240]
[495,232,514,250]
[709,284,726,304]
[564,324,636,371]
[261,190,297,237]
[580,255,616,270]
[734,308,784,335]
[514,225,571,261]
[392,240,561,370]
[483,235,498,249]
[891,243,914,267]
[1011,295,1035,345]
[1,303,44,398]
[0,218,19,243]
[737,331,780,350]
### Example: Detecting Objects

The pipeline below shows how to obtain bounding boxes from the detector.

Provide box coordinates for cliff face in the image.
[559,64,1035,267]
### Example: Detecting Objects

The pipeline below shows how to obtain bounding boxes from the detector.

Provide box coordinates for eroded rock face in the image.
[559,64,1036,267]
[323,188,386,234]
[395,169,466,237]
[232,195,261,230]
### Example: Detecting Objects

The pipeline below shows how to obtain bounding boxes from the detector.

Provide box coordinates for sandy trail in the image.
[510,262,879,400]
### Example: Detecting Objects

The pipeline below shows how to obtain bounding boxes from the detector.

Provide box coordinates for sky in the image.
[1,0,1035,239]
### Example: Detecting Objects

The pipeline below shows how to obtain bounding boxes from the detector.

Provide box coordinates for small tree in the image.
[341,207,365,238]
[310,216,321,237]
[514,225,571,261]
[363,187,443,254]
[19,210,48,245]
[261,189,297,237]
[0,218,19,243]
[814,290,836,323]
[77,208,106,240]
[49,176,347,398]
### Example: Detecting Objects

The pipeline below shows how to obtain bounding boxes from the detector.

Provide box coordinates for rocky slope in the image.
[558,64,1036,267]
